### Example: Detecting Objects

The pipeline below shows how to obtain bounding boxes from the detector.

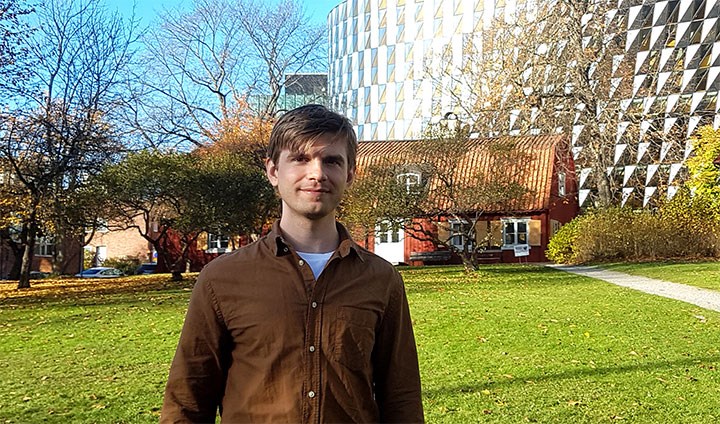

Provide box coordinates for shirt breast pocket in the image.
[331,306,377,371]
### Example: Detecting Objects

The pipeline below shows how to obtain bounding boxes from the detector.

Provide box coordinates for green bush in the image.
[546,217,582,264]
[102,256,143,275]
[548,193,720,264]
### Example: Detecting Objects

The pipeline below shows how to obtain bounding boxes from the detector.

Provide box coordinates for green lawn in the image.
[602,261,720,291]
[1,265,719,423]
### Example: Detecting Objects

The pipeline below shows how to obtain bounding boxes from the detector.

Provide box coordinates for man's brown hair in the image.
[267,104,357,170]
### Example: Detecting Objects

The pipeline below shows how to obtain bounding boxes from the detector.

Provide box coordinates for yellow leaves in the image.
[204,100,274,155]
[0,274,196,302]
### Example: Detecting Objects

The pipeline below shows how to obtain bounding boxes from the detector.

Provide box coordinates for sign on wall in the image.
[513,244,530,257]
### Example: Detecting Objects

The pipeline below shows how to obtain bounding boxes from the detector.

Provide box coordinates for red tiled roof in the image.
[355,134,566,213]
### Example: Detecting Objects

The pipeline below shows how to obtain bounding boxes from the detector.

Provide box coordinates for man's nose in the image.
[307,159,327,181]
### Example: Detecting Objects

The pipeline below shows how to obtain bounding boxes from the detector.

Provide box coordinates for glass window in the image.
[502,219,529,247]
[34,236,56,257]
[449,220,472,250]
[207,234,230,252]
[377,221,401,244]
[397,172,421,193]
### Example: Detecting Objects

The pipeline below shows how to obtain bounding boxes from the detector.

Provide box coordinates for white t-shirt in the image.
[296,251,334,280]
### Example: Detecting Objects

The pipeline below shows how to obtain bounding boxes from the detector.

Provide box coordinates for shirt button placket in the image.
[306,297,321,419]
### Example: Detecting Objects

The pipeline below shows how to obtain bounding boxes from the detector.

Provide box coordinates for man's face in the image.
[265,134,354,223]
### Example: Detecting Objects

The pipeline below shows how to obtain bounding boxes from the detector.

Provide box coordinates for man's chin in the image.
[304,210,333,221]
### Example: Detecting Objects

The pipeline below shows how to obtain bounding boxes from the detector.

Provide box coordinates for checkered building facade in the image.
[328,0,720,206]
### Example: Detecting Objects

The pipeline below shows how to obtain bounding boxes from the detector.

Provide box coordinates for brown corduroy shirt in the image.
[161,222,424,423]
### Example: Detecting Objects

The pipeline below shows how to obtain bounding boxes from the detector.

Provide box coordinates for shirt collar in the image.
[268,220,365,262]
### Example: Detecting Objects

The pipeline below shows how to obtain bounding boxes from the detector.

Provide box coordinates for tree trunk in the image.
[460,245,479,272]
[18,233,36,289]
[17,204,42,289]
[7,241,23,280]
[592,148,613,208]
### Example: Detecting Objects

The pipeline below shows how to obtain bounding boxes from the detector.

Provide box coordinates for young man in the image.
[161,104,424,423]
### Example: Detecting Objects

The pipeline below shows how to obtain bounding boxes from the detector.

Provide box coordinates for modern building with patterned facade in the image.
[328,0,720,206]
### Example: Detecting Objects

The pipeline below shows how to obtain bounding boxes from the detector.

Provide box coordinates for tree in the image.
[128,0,325,148]
[0,0,34,96]
[434,0,686,208]
[90,148,276,281]
[0,0,140,288]
[685,126,720,211]
[342,122,534,271]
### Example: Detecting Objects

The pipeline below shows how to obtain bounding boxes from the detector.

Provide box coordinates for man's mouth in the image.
[301,187,329,194]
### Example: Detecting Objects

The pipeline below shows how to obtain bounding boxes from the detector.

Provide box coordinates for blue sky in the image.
[105,0,341,26]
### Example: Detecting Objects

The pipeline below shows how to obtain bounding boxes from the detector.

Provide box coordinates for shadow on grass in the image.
[404,264,594,295]
[423,355,720,397]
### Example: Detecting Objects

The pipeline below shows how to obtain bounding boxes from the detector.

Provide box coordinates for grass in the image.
[0,275,196,423]
[1,265,719,423]
[408,265,720,422]
[601,260,720,291]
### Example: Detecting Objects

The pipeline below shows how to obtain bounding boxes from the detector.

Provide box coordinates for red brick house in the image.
[83,134,578,270]
[0,234,82,279]
[353,134,579,264]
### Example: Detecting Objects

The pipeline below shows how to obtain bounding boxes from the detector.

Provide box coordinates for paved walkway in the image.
[547,264,720,312]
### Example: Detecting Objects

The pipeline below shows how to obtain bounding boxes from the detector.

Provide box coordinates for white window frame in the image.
[551,219,562,238]
[501,218,530,249]
[206,233,230,253]
[448,219,472,251]
[558,171,566,197]
[396,172,421,194]
[34,236,56,257]
[376,220,401,244]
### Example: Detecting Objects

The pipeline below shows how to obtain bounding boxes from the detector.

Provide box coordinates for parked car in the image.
[135,263,157,275]
[29,271,49,279]
[74,267,124,278]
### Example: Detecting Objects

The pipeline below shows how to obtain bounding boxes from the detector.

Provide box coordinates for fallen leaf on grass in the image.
[567,400,583,406]
[0,275,197,302]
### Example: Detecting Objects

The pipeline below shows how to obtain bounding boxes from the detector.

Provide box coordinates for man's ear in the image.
[346,167,355,186]
[265,158,279,187]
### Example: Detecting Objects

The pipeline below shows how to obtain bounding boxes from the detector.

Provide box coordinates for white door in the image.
[374,221,405,265]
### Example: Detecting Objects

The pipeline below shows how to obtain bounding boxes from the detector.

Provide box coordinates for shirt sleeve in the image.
[373,270,425,423]
[160,278,231,423]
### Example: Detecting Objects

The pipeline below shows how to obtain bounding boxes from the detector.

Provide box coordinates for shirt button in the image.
[308,391,316,398]
[283,247,288,253]
[309,345,315,352]
[298,259,305,266]
[311,302,318,308]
